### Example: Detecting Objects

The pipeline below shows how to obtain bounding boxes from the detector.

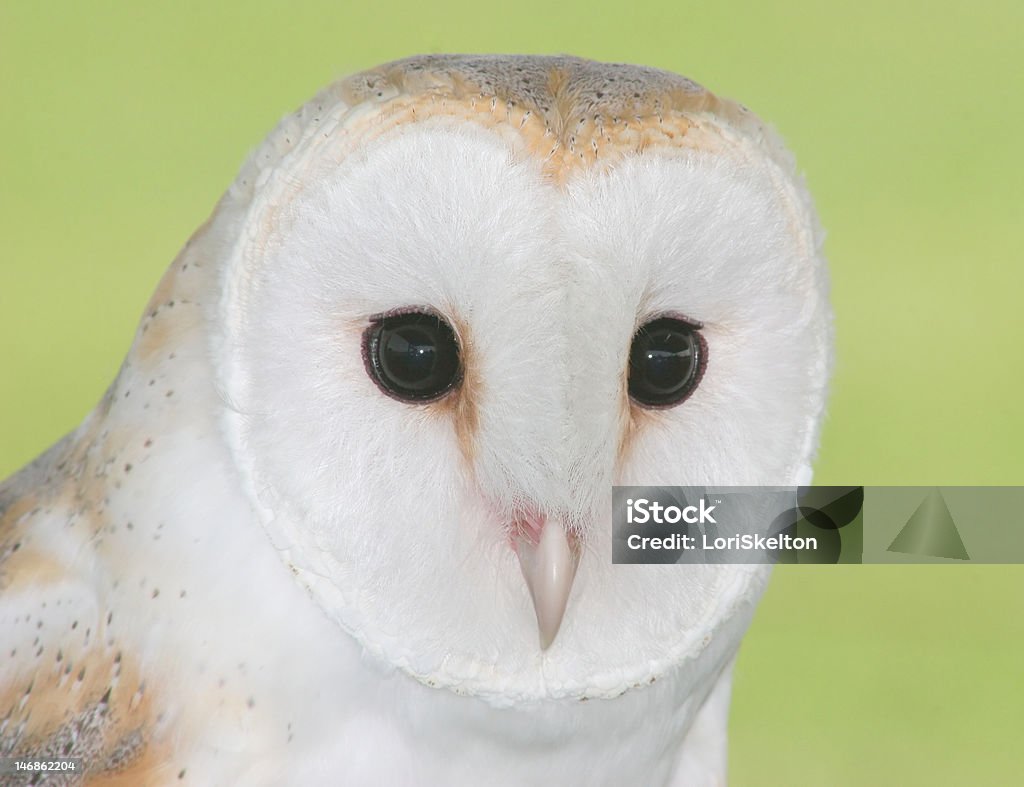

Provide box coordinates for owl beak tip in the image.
[513,518,580,651]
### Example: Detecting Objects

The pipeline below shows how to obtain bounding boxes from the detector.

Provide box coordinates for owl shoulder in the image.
[1,434,175,783]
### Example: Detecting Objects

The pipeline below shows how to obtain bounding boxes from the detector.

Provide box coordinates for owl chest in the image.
[255,691,690,786]
[226,638,696,786]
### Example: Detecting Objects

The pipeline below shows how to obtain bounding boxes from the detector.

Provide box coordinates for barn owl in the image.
[0,55,831,785]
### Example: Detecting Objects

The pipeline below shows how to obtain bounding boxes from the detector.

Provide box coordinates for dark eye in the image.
[628,317,706,408]
[363,311,462,402]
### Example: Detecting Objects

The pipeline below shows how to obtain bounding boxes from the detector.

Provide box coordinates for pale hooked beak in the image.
[512,513,581,650]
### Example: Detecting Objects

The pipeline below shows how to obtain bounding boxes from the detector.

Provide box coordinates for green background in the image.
[1,2,1021,783]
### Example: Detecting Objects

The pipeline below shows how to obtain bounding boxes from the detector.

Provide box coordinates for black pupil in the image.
[628,317,702,406]
[369,313,460,401]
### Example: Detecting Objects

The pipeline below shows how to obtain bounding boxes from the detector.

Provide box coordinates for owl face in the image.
[217,57,830,704]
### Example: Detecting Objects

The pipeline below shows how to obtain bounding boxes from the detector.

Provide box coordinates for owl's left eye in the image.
[628,316,707,408]
[363,311,462,402]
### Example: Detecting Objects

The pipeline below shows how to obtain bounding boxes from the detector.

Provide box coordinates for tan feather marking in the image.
[0,493,41,544]
[432,314,480,467]
[544,65,573,139]
[1,460,66,592]
[618,402,668,468]
[133,225,210,367]
[134,306,180,369]
[356,93,704,185]
[269,61,728,194]
[0,546,66,592]
[614,356,650,468]
[0,642,173,784]
[144,253,184,317]
[338,56,759,185]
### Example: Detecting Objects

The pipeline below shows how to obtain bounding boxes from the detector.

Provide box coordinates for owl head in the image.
[192,55,830,705]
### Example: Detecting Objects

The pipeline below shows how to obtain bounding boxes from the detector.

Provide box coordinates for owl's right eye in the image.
[363,311,462,402]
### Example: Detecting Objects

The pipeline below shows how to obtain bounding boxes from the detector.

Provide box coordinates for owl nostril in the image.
[510,508,546,547]
[506,506,582,552]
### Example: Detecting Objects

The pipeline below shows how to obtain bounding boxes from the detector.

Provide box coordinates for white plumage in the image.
[0,55,831,785]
